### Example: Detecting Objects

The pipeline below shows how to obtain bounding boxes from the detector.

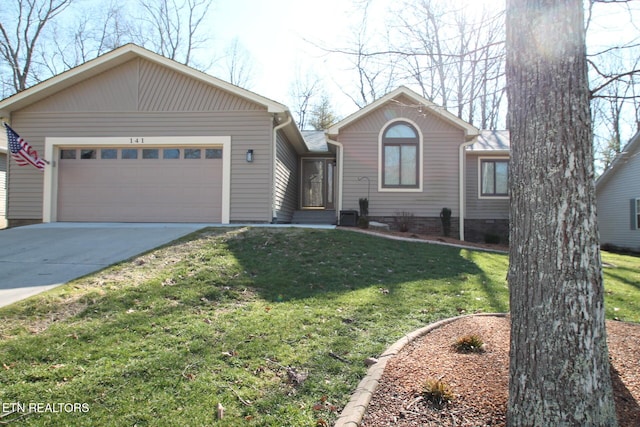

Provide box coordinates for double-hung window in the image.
[382,122,420,188]
[480,159,509,197]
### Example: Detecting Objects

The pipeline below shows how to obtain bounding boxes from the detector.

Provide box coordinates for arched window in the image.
[381,122,420,188]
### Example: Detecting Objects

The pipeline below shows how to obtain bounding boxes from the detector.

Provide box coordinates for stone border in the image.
[343,227,508,254]
[334,313,508,427]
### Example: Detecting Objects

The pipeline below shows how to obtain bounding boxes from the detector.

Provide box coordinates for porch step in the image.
[291,210,336,225]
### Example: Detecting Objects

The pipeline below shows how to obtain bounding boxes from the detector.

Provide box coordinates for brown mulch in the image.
[361,315,640,427]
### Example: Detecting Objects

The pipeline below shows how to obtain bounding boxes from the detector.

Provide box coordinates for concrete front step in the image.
[291,210,336,225]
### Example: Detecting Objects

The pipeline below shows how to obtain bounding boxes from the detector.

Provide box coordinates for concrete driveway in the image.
[0,223,212,308]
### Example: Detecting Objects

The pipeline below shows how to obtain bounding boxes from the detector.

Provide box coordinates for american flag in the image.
[4,123,47,170]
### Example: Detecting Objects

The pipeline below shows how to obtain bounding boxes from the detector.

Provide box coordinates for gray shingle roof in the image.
[301,130,329,152]
[467,130,510,151]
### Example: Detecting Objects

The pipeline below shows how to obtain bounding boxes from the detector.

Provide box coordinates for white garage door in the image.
[57,146,223,222]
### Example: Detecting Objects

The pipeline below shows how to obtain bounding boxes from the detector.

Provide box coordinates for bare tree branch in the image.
[0,0,74,92]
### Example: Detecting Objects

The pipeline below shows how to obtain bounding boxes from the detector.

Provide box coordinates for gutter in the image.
[326,137,343,223]
[272,114,292,223]
[458,139,477,241]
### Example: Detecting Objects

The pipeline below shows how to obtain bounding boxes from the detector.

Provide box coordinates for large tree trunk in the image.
[505,0,618,425]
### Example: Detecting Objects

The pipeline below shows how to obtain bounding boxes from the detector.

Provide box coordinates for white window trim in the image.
[378,118,423,193]
[478,156,510,200]
[635,198,640,230]
[43,136,231,224]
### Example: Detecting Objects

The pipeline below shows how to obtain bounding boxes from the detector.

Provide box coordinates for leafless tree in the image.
[587,0,640,170]
[391,0,506,128]
[134,0,213,66]
[0,0,74,93]
[0,0,216,97]
[334,1,399,108]
[222,38,254,88]
[41,1,137,76]
[325,0,506,128]
[289,69,321,130]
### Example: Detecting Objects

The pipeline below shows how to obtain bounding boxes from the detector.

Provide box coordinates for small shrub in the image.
[395,211,414,232]
[358,216,369,229]
[452,334,485,354]
[422,378,454,408]
[359,198,369,217]
[440,207,452,237]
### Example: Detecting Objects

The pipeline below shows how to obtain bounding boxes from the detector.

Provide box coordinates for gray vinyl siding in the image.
[339,95,463,217]
[465,153,510,219]
[7,58,275,223]
[596,147,640,251]
[274,130,298,223]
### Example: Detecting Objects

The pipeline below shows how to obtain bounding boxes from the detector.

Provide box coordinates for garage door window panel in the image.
[143,149,159,159]
[101,149,117,159]
[163,149,180,159]
[184,148,201,159]
[206,149,222,159]
[60,149,76,159]
[122,149,138,159]
[81,149,97,159]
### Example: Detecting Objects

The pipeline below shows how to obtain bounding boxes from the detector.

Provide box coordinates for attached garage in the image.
[0,44,304,227]
[44,136,231,223]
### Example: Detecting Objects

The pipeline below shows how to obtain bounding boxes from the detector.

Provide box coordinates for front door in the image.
[301,158,335,209]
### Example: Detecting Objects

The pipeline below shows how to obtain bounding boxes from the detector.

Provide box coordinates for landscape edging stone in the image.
[333,312,508,427]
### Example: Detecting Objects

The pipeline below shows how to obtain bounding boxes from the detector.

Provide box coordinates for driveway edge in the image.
[333,312,508,427]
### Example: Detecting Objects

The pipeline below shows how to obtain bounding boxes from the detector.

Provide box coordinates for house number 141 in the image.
[130,138,144,144]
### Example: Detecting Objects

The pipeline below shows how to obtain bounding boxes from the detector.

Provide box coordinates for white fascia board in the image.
[328,86,479,139]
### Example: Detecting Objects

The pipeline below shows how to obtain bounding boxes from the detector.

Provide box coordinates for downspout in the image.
[326,137,343,223]
[458,139,476,241]
[272,115,292,223]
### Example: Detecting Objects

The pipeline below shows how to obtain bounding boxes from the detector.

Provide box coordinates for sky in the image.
[6,0,639,132]
[201,0,640,123]
[205,0,364,117]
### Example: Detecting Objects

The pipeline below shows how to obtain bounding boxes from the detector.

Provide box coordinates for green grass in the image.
[0,227,637,426]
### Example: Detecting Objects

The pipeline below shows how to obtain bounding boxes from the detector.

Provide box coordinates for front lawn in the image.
[0,227,637,426]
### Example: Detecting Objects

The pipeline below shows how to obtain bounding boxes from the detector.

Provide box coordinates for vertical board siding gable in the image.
[18,61,139,113]
[138,60,262,112]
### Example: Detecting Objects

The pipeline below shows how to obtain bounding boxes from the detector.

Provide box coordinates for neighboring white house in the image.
[596,131,640,252]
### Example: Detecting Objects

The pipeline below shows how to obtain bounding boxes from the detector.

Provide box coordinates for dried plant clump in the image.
[422,378,455,408]
[452,334,485,354]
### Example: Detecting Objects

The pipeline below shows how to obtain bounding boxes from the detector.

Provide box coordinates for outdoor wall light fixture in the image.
[246,149,254,163]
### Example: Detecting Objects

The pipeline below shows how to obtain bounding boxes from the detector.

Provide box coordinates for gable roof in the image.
[0,43,289,116]
[596,130,640,189]
[327,86,479,141]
